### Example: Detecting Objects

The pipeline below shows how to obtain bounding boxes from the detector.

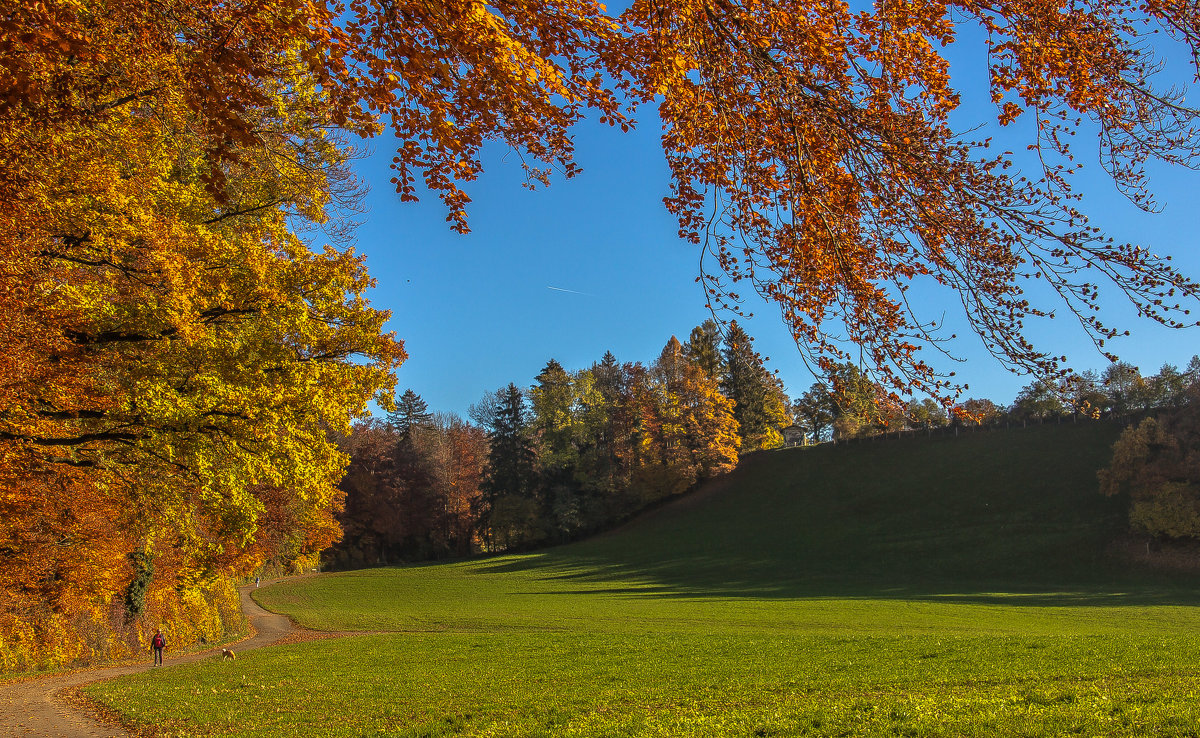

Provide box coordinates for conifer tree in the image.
[721,322,790,450]
[474,384,539,549]
[529,359,578,470]
[387,389,434,439]
[684,320,725,380]
[582,351,633,499]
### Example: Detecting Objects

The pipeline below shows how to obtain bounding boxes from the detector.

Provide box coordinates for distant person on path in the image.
[255,576,260,588]
[151,629,166,666]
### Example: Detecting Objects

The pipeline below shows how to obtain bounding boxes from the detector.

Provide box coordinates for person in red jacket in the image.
[151,629,167,666]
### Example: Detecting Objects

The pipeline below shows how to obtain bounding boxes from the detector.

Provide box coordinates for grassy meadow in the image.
[86,423,1200,736]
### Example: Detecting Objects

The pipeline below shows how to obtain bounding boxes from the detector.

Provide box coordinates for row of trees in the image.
[790,359,1200,444]
[329,396,488,568]
[333,339,1200,565]
[330,321,791,562]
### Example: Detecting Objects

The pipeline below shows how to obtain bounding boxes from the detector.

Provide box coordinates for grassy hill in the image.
[531,421,1143,595]
[86,421,1200,737]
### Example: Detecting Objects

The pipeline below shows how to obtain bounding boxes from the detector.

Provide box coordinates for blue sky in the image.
[348,27,1200,420]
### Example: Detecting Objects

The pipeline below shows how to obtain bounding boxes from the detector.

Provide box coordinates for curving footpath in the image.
[0,583,300,737]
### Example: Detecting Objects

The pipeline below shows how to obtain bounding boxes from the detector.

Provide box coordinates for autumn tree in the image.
[11,0,1200,668]
[1100,393,1200,540]
[408,413,489,558]
[792,383,836,443]
[620,0,1200,405]
[331,413,486,566]
[648,336,740,491]
[1,2,404,667]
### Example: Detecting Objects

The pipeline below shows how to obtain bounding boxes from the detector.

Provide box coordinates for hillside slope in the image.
[491,421,1176,597]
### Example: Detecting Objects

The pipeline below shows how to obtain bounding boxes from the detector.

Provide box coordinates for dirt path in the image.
[0,581,303,737]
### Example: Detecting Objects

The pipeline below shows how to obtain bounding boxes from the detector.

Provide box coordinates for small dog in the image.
[221,648,236,661]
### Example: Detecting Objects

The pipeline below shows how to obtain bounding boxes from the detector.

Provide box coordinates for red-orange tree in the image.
[620,0,1200,404]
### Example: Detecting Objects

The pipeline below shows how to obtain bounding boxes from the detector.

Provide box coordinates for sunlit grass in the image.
[86,423,1200,736]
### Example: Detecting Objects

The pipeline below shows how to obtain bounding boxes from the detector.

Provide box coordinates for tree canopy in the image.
[12,0,1200,397]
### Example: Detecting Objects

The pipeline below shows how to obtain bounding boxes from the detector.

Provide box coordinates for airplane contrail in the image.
[547,285,592,296]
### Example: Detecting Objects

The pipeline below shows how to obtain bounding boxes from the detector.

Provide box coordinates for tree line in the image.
[791,358,1200,444]
[328,321,790,564]
[332,341,1200,566]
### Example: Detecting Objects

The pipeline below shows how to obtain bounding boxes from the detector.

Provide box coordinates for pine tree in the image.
[582,351,631,497]
[474,384,539,550]
[720,322,790,450]
[684,319,724,379]
[387,389,434,438]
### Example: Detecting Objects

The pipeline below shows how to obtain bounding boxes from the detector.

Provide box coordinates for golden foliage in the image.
[1100,399,1200,539]
[1,2,402,667]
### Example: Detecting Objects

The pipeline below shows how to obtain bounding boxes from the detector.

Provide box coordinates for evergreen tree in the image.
[473,384,539,550]
[530,359,587,540]
[387,389,434,438]
[684,319,724,379]
[529,359,578,470]
[592,351,624,407]
[721,322,790,449]
[585,351,638,504]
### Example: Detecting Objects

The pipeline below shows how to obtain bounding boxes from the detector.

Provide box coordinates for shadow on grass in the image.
[479,550,1200,607]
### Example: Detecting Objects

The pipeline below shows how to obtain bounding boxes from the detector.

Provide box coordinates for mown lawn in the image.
[86,423,1200,736]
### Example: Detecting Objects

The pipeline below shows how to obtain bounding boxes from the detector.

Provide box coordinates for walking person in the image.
[151,628,167,666]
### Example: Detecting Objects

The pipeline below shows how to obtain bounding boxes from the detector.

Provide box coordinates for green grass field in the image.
[86,423,1200,737]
